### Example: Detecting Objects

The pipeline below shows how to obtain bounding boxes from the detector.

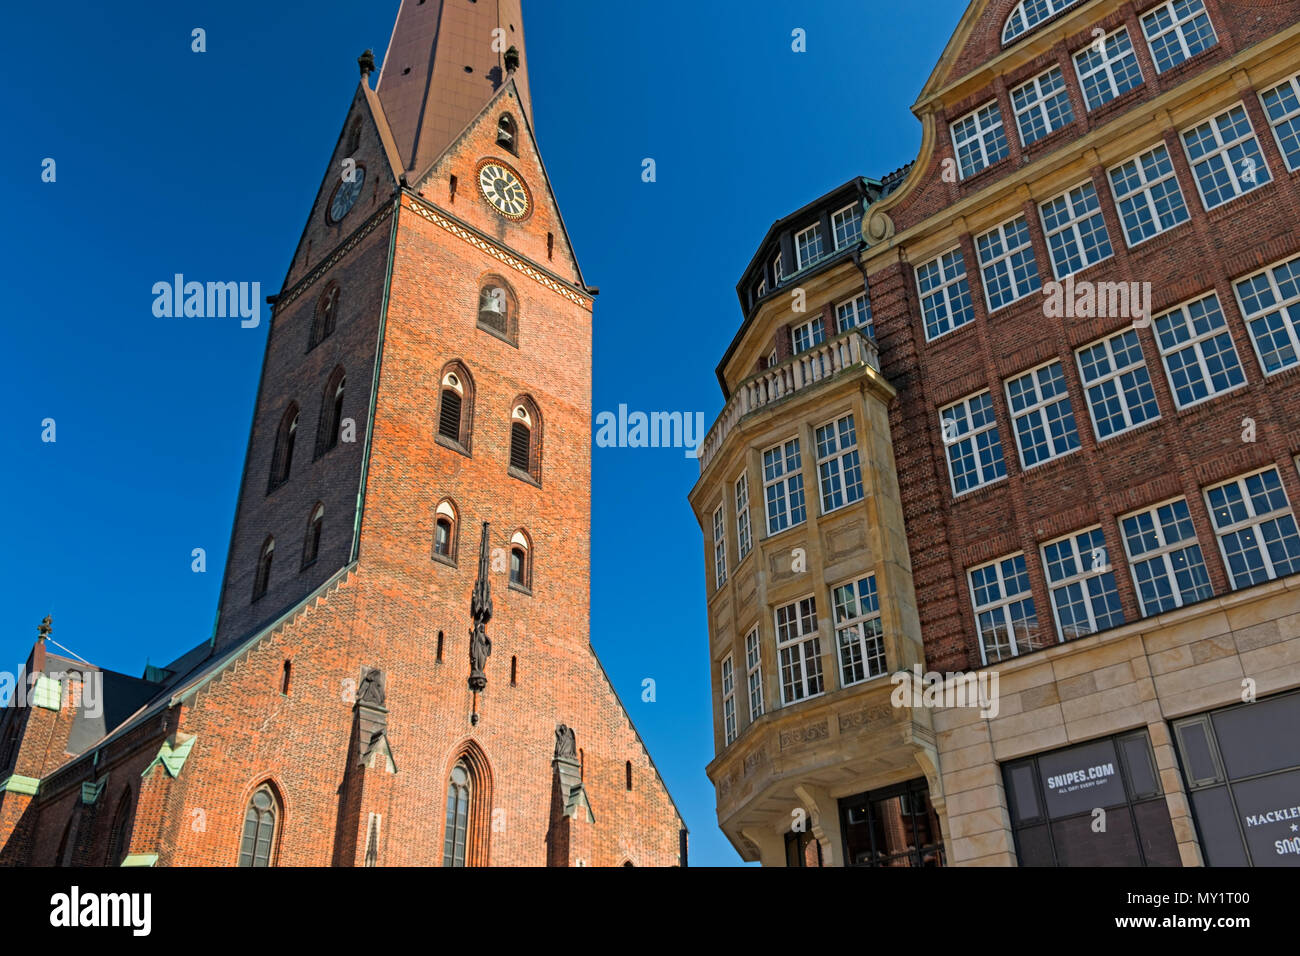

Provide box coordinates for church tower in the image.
[0,1,686,868]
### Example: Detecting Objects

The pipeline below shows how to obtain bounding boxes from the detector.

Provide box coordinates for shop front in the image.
[837,777,945,867]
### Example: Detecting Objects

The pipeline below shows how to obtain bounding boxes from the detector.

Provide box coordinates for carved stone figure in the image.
[554,723,576,759]
[357,667,386,707]
[468,521,493,692]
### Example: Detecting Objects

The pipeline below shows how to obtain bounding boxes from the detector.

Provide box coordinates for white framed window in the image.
[917,248,975,341]
[1076,329,1161,440]
[968,553,1041,664]
[1260,74,1300,172]
[832,203,863,249]
[1107,144,1191,247]
[1141,0,1218,74]
[1120,498,1214,616]
[1152,292,1246,408]
[1074,26,1144,110]
[735,473,753,562]
[1180,105,1271,211]
[775,597,823,704]
[767,348,778,368]
[1040,181,1114,279]
[1003,0,1083,45]
[756,276,767,298]
[1234,253,1300,376]
[1205,467,1300,590]
[976,215,1041,311]
[836,292,872,334]
[1004,360,1081,469]
[763,438,806,535]
[1041,527,1125,640]
[771,252,783,286]
[712,505,727,589]
[792,316,826,353]
[795,224,824,270]
[831,575,885,687]
[815,414,863,514]
[1011,66,1075,146]
[721,655,737,745]
[941,391,1007,496]
[951,101,1010,179]
[745,627,764,721]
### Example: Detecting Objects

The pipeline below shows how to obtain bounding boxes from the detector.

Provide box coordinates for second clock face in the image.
[478,161,529,219]
[329,166,366,223]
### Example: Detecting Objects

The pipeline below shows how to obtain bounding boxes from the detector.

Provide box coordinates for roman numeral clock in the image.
[477,158,530,220]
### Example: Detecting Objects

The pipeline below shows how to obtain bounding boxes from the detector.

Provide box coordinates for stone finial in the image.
[358,49,377,78]
[37,615,52,642]
[504,46,520,74]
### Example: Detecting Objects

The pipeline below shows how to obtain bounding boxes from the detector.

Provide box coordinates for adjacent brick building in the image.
[0,0,686,867]
[693,0,1300,866]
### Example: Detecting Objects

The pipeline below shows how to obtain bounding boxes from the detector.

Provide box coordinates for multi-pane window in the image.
[941,391,1007,496]
[1005,361,1081,468]
[1076,329,1161,439]
[771,253,783,286]
[1120,499,1214,616]
[1074,27,1144,110]
[1180,105,1271,210]
[1040,181,1114,278]
[976,216,1041,311]
[917,249,975,341]
[1234,254,1300,375]
[1141,0,1218,74]
[795,224,824,270]
[1205,468,1300,590]
[836,293,873,334]
[832,203,863,249]
[442,762,470,867]
[745,627,764,721]
[721,655,737,746]
[1003,0,1083,44]
[735,473,753,562]
[1042,527,1125,640]
[1107,144,1191,246]
[1260,74,1300,172]
[763,438,806,535]
[969,553,1041,664]
[712,505,727,589]
[792,316,826,353]
[775,597,823,704]
[831,575,885,687]
[815,415,863,514]
[951,102,1010,179]
[1152,293,1246,407]
[237,786,279,867]
[1012,66,1075,146]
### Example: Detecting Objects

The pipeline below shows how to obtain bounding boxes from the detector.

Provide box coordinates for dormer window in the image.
[771,252,783,286]
[497,114,518,154]
[832,204,863,250]
[795,224,824,270]
[1003,0,1083,46]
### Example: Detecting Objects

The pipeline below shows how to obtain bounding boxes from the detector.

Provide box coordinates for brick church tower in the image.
[0,0,687,867]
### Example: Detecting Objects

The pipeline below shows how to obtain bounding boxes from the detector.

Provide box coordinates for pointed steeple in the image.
[376,0,532,177]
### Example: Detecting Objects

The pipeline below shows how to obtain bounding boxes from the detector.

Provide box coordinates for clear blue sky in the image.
[1,0,967,866]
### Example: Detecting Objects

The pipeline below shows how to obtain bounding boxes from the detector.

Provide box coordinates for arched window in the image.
[434,499,459,563]
[508,397,541,482]
[309,283,340,350]
[441,744,492,866]
[105,791,133,866]
[496,113,517,154]
[443,760,472,867]
[253,536,275,602]
[1002,0,1082,44]
[268,403,299,493]
[476,276,518,343]
[315,367,346,459]
[302,503,324,568]
[509,530,532,592]
[438,363,475,452]
[238,784,280,867]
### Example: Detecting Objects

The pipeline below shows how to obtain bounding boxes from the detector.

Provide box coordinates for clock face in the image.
[477,161,530,219]
[328,166,366,223]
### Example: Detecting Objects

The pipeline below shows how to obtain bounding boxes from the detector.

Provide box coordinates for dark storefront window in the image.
[1004,730,1180,866]
[839,778,945,867]
[784,828,823,867]
[1174,689,1300,867]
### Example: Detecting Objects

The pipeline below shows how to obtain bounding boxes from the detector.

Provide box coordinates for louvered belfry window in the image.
[510,421,531,472]
[440,390,463,441]
[238,786,279,867]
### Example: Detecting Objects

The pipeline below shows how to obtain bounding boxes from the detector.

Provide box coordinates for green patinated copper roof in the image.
[142,735,197,778]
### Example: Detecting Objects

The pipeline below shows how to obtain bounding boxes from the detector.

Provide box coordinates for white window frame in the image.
[1040,526,1124,641]
[1075,329,1162,441]
[712,504,727,589]
[1003,0,1083,45]
[815,414,863,515]
[735,473,753,562]
[792,316,826,354]
[1141,0,1218,74]
[1260,73,1300,172]
[968,553,1039,665]
[762,437,806,536]
[745,627,764,722]
[1011,65,1075,146]
[976,215,1041,312]
[1204,467,1300,590]
[1180,104,1271,211]
[951,101,1010,179]
[775,597,823,705]
[721,654,737,745]
[771,252,783,286]
[1004,360,1080,470]
[1073,26,1144,110]
[1106,143,1191,248]
[1233,253,1300,377]
[1119,497,1214,617]
[795,223,824,270]
[1152,291,1247,409]
[832,203,862,249]
[916,248,975,342]
[940,390,1007,497]
[830,574,885,688]
[1039,180,1114,279]
[836,292,872,334]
